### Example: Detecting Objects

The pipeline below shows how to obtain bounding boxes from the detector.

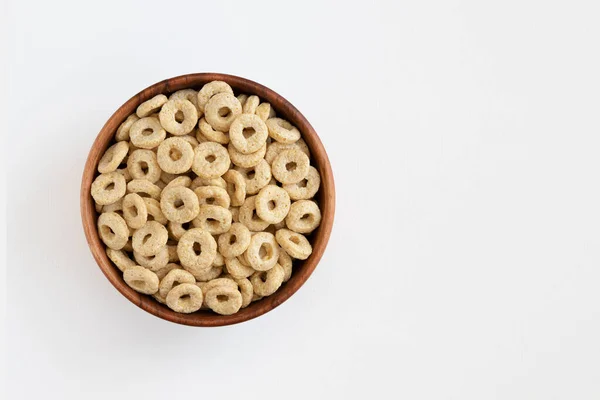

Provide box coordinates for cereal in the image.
[236,159,272,195]
[242,95,260,114]
[275,229,312,260]
[155,263,181,280]
[168,221,192,241]
[98,141,129,173]
[124,265,159,294]
[134,246,169,271]
[199,117,229,144]
[91,171,126,205]
[266,118,301,144]
[286,200,322,234]
[122,193,148,229]
[204,92,242,132]
[201,277,238,293]
[245,232,279,271]
[264,139,310,164]
[197,81,234,113]
[271,148,309,184]
[143,198,168,224]
[278,250,293,282]
[239,196,270,231]
[167,241,179,262]
[223,170,246,207]
[136,94,168,118]
[218,222,251,258]
[230,207,240,222]
[116,114,139,141]
[255,102,275,121]
[129,117,166,149]
[192,142,230,179]
[177,228,217,273]
[163,175,192,191]
[166,283,203,313]
[228,142,266,168]
[224,256,255,279]
[127,149,161,183]
[179,134,199,147]
[229,114,269,155]
[102,198,123,214]
[204,286,242,315]
[192,205,232,235]
[160,186,200,223]
[194,265,223,282]
[194,185,231,208]
[127,179,162,200]
[116,167,132,183]
[251,264,284,296]
[213,252,225,267]
[283,166,320,200]
[159,99,198,136]
[156,137,194,174]
[169,89,200,114]
[237,94,248,106]
[98,212,129,250]
[132,221,168,256]
[160,171,177,184]
[159,269,196,298]
[255,185,291,224]
[234,277,253,308]
[190,176,227,190]
[106,249,136,272]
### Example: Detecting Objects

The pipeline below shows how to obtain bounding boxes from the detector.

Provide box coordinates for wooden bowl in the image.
[80,73,335,327]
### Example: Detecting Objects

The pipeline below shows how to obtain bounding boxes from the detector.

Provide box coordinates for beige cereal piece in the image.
[239,196,270,232]
[230,207,240,223]
[190,176,227,190]
[218,222,251,258]
[167,221,192,241]
[224,256,255,279]
[129,117,166,149]
[279,249,293,282]
[155,262,181,280]
[255,102,276,122]
[160,186,200,223]
[266,118,301,144]
[143,198,168,224]
[236,159,272,195]
[152,291,167,304]
[228,142,266,168]
[127,149,161,183]
[124,265,159,294]
[179,134,199,147]
[197,81,234,113]
[204,286,242,315]
[283,166,320,200]
[198,117,229,144]
[229,114,269,154]
[242,95,260,114]
[167,242,179,262]
[98,141,129,173]
[251,264,285,296]
[156,137,194,174]
[213,252,225,267]
[286,200,321,234]
[155,180,167,190]
[177,228,217,274]
[195,129,209,144]
[159,99,198,135]
[193,265,223,282]
[127,179,162,200]
[204,92,242,132]
[164,175,192,191]
[194,185,231,209]
[106,249,136,272]
[252,293,263,302]
[166,283,203,313]
[169,89,200,114]
[234,278,253,308]
[102,198,123,214]
[222,170,246,207]
[116,168,132,183]
[132,221,168,257]
[201,277,238,294]
[134,246,169,271]
[98,212,129,250]
[239,251,251,267]
[160,171,177,184]
[264,139,310,164]
[245,232,279,271]
[275,229,312,260]
[192,205,232,235]
[116,114,139,141]
[271,149,309,184]
[122,193,148,229]
[192,142,230,179]
[237,93,248,106]
[159,269,196,298]
[255,185,291,224]
[91,171,126,205]
[136,94,168,118]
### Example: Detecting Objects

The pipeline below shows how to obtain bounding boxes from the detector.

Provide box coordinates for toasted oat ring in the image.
[190,176,227,190]
[251,264,285,296]
[229,114,269,154]
[236,159,272,195]
[134,246,169,271]
[272,149,310,184]
[127,179,162,200]
[205,286,242,315]
[91,171,126,205]
[160,186,200,224]
[194,186,231,208]
[136,94,168,118]
[143,198,168,224]
[124,265,159,294]
[156,137,194,174]
[198,117,229,144]
[201,277,238,294]
[180,134,199,147]
[255,185,291,224]
[192,205,232,235]
[197,81,234,113]
[194,265,223,282]
[160,171,177,184]
[264,139,310,165]
[166,283,203,313]
[275,229,312,260]
[170,88,200,112]
[127,149,161,183]
[167,221,192,240]
[234,278,253,308]
[177,228,217,273]
[279,249,293,282]
[130,117,166,149]
[225,256,255,279]
[239,195,270,232]
[98,212,129,250]
[106,249,136,272]
[116,168,132,183]
[132,221,168,257]
[164,176,192,191]
[213,252,225,267]
[255,102,276,122]
[115,114,139,141]
[159,99,198,135]
[266,118,301,144]
[154,263,181,280]
[192,142,230,179]
[230,206,240,223]
[245,232,279,271]
[167,241,179,262]
[218,222,251,258]
[228,142,266,168]
[122,193,148,229]
[223,170,246,207]
[283,166,320,200]
[205,92,242,132]
[102,199,124,215]
[286,200,322,234]
[159,269,196,298]
[98,142,129,173]
[242,95,260,114]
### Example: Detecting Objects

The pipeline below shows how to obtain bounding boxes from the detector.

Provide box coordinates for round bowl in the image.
[80,73,335,327]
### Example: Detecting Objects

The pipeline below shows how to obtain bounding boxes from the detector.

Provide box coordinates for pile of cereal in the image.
[91,81,321,315]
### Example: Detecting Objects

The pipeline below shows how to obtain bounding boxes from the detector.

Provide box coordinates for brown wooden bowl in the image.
[80,73,335,327]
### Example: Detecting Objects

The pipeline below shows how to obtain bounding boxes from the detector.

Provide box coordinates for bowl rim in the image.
[80,73,335,327]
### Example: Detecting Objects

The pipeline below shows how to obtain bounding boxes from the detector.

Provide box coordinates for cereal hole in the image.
[268,200,276,210]
[206,218,220,229]
[285,162,297,171]
[242,127,256,139]
[105,182,115,191]
[128,206,138,217]
[259,272,267,282]
[193,242,202,256]
[180,294,191,301]
[131,280,145,287]
[205,154,216,163]
[218,107,231,118]
[174,199,184,209]
[298,179,308,188]
[290,236,301,245]
[258,243,270,259]
[251,211,262,222]
[169,148,182,161]
[142,128,153,136]
[175,110,184,123]
[206,197,215,204]
[140,162,149,174]
[182,222,190,230]
[247,170,256,179]
[300,213,311,220]
[101,225,115,238]
[142,234,151,244]
[217,294,228,302]
[229,235,237,245]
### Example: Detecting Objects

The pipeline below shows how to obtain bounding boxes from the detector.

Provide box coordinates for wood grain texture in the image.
[80,73,335,327]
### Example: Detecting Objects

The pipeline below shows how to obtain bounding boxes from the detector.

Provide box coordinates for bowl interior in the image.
[81,73,335,326]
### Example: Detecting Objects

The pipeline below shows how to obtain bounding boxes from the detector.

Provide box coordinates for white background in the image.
[4,0,600,399]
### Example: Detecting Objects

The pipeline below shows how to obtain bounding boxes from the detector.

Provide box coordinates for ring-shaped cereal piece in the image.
[102,198,123,214]
[167,241,179,262]
[122,193,148,229]
[136,94,168,118]
[179,134,199,147]
[230,206,240,223]
[129,117,166,149]
[271,149,310,184]
[158,269,196,298]
[266,118,301,144]
[98,141,129,173]
[225,256,255,279]
[167,221,192,241]
[134,246,169,271]
[239,196,270,232]
[91,171,126,205]
[177,228,217,274]
[223,170,247,207]
[127,149,161,183]
[106,249,136,272]
[193,185,231,208]
[275,229,312,260]
[160,171,177,184]
[283,166,321,200]
[160,186,200,224]
[154,263,181,281]
[192,205,232,235]
[193,265,223,282]
[124,265,159,294]
[255,102,276,122]
[192,142,230,179]
[116,168,132,183]
[159,99,198,136]
[218,222,251,258]
[132,221,168,257]
[245,232,279,271]
[127,179,162,200]
[279,249,293,282]
[143,198,168,224]
[198,117,229,144]
[237,94,248,106]
[164,176,192,191]
[264,139,310,165]
[285,200,322,234]
[201,277,238,294]
[242,95,260,114]
[234,278,253,308]
[228,142,266,168]
[255,185,291,224]
[229,114,269,154]
[116,114,139,141]
[236,159,272,195]
[169,89,200,114]
[156,137,194,174]
[204,286,243,315]
[197,81,234,113]
[166,283,203,313]
[98,212,129,250]
[250,264,285,296]
[190,176,227,191]
[204,92,242,132]
[213,252,225,267]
